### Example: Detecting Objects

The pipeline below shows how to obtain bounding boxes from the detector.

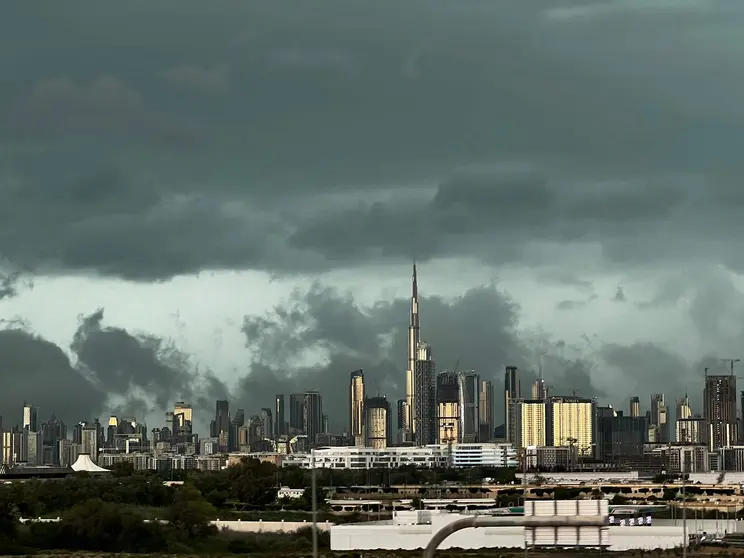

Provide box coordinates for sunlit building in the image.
[517,400,546,448]
[547,396,595,457]
[350,369,365,446]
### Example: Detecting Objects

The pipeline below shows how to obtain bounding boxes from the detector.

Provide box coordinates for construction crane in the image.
[721,358,741,376]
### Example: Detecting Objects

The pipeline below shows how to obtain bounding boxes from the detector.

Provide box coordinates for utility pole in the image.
[311,448,318,558]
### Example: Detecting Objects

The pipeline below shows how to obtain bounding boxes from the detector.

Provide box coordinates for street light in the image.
[311,448,318,558]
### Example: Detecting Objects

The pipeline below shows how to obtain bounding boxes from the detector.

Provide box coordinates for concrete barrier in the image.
[20,517,334,533]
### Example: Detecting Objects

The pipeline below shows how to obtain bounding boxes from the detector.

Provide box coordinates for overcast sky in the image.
[1,0,744,433]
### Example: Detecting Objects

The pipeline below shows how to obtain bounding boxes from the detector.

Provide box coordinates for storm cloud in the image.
[237,282,605,429]
[1,2,744,279]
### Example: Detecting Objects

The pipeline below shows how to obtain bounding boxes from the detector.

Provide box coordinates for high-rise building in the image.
[547,396,595,457]
[260,408,273,440]
[517,400,546,448]
[215,400,230,451]
[289,393,305,434]
[650,394,670,444]
[629,396,640,418]
[405,262,421,435]
[676,417,705,444]
[504,366,521,443]
[396,399,406,433]
[596,409,648,464]
[458,371,480,443]
[413,341,436,446]
[275,394,285,438]
[478,380,494,442]
[229,409,245,452]
[23,403,37,432]
[704,373,738,450]
[364,396,391,449]
[350,369,365,446]
[81,424,99,463]
[303,391,323,446]
[676,394,692,422]
[436,371,459,444]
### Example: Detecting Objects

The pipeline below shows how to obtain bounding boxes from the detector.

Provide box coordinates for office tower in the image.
[396,399,406,433]
[260,408,273,440]
[516,400,546,447]
[303,391,323,445]
[597,409,648,464]
[275,394,285,438]
[26,430,42,466]
[436,371,460,444]
[42,415,66,465]
[547,396,595,456]
[248,415,264,450]
[363,396,391,448]
[676,417,705,444]
[81,424,99,463]
[229,409,245,451]
[173,402,193,444]
[676,393,692,422]
[629,396,640,418]
[479,380,494,442]
[504,366,521,443]
[704,373,738,450]
[289,393,305,433]
[215,400,230,449]
[350,369,365,446]
[1,429,21,466]
[23,403,37,432]
[413,341,436,446]
[650,394,670,444]
[404,262,421,437]
[458,371,479,443]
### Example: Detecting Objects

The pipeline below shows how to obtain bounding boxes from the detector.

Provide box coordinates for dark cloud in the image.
[0,329,105,425]
[614,287,626,302]
[0,2,743,279]
[0,308,232,428]
[238,282,604,430]
[161,64,230,96]
[71,309,229,420]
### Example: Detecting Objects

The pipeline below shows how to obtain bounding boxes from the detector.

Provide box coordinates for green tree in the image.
[166,484,217,540]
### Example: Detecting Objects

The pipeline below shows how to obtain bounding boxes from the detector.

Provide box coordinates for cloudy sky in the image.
[2,0,744,433]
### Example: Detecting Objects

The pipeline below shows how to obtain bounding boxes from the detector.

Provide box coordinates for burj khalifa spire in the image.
[405,261,420,436]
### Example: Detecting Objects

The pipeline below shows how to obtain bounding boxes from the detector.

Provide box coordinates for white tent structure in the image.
[71,454,111,474]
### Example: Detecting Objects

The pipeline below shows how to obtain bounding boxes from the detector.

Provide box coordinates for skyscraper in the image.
[364,396,391,449]
[650,394,670,444]
[478,380,494,442]
[458,371,480,443]
[349,369,365,446]
[260,408,273,440]
[23,403,37,432]
[629,396,640,418]
[705,373,738,450]
[289,393,305,433]
[275,394,285,438]
[303,391,323,446]
[215,400,230,451]
[414,341,436,446]
[405,262,421,436]
[504,366,520,443]
[546,396,595,456]
[436,371,460,444]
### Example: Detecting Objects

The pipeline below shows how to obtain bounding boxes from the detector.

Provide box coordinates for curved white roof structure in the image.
[71,454,110,473]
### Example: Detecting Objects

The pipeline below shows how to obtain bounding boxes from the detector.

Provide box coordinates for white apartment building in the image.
[99,452,224,471]
[282,443,517,469]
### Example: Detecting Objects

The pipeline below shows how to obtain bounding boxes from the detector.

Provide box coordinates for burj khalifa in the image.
[404,262,420,436]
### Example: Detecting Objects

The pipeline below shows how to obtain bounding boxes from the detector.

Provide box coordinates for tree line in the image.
[0,459,517,518]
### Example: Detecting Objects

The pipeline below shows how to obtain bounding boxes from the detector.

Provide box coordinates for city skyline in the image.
[6,1,744,440]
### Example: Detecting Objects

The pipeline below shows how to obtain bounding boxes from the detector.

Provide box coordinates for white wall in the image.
[213,520,333,533]
[330,517,689,552]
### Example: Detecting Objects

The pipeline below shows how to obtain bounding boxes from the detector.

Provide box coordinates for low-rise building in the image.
[281,443,517,469]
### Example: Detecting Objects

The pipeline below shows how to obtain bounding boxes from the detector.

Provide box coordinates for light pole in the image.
[311,448,318,558]
[682,457,687,558]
